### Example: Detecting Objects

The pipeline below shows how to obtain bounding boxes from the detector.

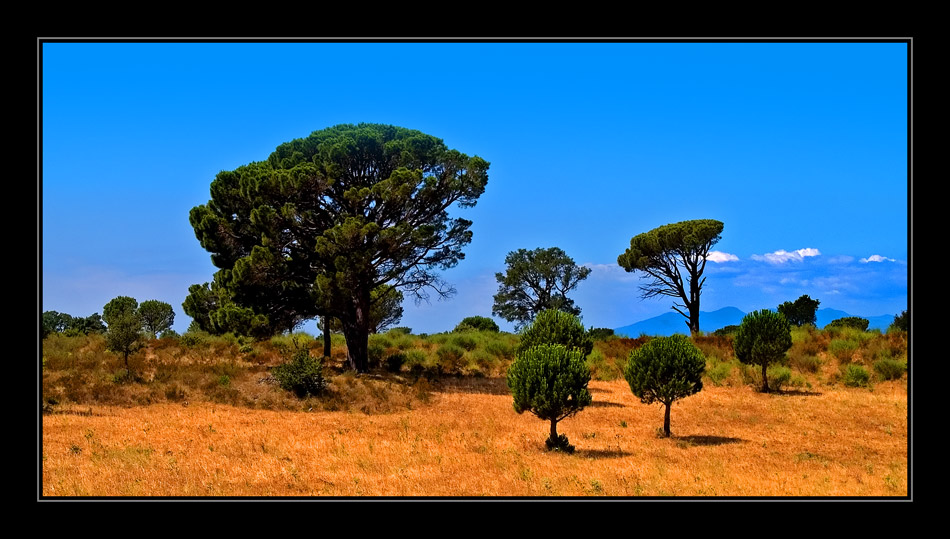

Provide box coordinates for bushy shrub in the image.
[766,365,792,392]
[828,338,859,362]
[624,334,706,437]
[789,353,822,373]
[873,358,906,381]
[518,310,593,358]
[713,325,740,337]
[449,333,479,351]
[384,351,408,373]
[841,364,871,387]
[272,348,327,398]
[454,316,500,333]
[388,327,412,335]
[706,361,733,386]
[507,344,592,453]
[587,327,616,341]
[436,344,466,373]
[826,317,869,332]
[587,349,621,381]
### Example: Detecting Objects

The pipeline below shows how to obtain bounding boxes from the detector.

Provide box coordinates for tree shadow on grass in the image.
[673,435,745,447]
[578,448,632,459]
[429,376,512,395]
[588,400,625,408]
[771,389,823,397]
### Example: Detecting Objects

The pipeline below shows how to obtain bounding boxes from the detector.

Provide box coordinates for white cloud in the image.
[860,254,896,263]
[707,251,739,263]
[751,248,821,264]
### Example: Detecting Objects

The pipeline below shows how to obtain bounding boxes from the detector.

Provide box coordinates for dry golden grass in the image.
[41,378,908,497]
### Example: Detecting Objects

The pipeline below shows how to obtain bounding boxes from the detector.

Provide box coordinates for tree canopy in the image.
[617,219,724,334]
[492,247,591,329]
[777,294,820,327]
[139,300,176,338]
[188,123,489,372]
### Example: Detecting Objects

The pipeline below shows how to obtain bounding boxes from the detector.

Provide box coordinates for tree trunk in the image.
[549,418,558,445]
[341,288,372,373]
[761,362,770,393]
[663,401,672,437]
[322,316,331,359]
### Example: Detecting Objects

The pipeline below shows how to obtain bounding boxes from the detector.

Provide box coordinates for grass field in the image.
[41,377,907,497]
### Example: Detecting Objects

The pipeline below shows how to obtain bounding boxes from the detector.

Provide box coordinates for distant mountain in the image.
[614,307,745,337]
[614,307,897,337]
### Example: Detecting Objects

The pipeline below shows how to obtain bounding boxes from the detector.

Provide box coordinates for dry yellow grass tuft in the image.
[41,378,907,497]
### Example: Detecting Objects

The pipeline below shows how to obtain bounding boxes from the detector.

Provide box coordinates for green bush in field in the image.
[454,316,500,333]
[841,364,871,387]
[828,338,858,362]
[624,334,706,437]
[713,325,740,337]
[734,310,792,393]
[587,327,616,341]
[449,333,479,351]
[272,348,327,398]
[826,317,869,332]
[873,358,906,381]
[766,365,792,392]
[518,309,593,358]
[706,361,733,386]
[507,344,592,453]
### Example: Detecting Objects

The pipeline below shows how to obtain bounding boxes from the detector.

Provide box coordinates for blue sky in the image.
[40,40,910,335]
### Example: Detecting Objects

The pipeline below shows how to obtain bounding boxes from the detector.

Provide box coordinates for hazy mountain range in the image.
[613,307,898,337]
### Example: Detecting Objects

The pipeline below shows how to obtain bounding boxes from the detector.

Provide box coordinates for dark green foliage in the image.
[517,309,594,358]
[454,316,500,332]
[71,313,107,335]
[713,325,740,337]
[777,294,820,327]
[384,351,408,373]
[139,300,175,339]
[389,327,412,335]
[272,347,327,398]
[623,335,706,437]
[506,344,592,452]
[43,311,106,337]
[189,123,489,372]
[43,311,73,337]
[617,220,724,334]
[587,327,616,341]
[734,310,793,393]
[889,310,908,333]
[841,364,871,387]
[492,247,591,329]
[873,358,906,381]
[826,317,869,331]
[103,296,144,376]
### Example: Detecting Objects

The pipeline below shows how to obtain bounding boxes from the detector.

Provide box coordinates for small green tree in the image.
[507,344,592,453]
[517,309,594,357]
[103,296,144,377]
[734,310,793,393]
[624,335,706,437]
[454,316,500,332]
[777,294,820,327]
[139,300,176,338]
